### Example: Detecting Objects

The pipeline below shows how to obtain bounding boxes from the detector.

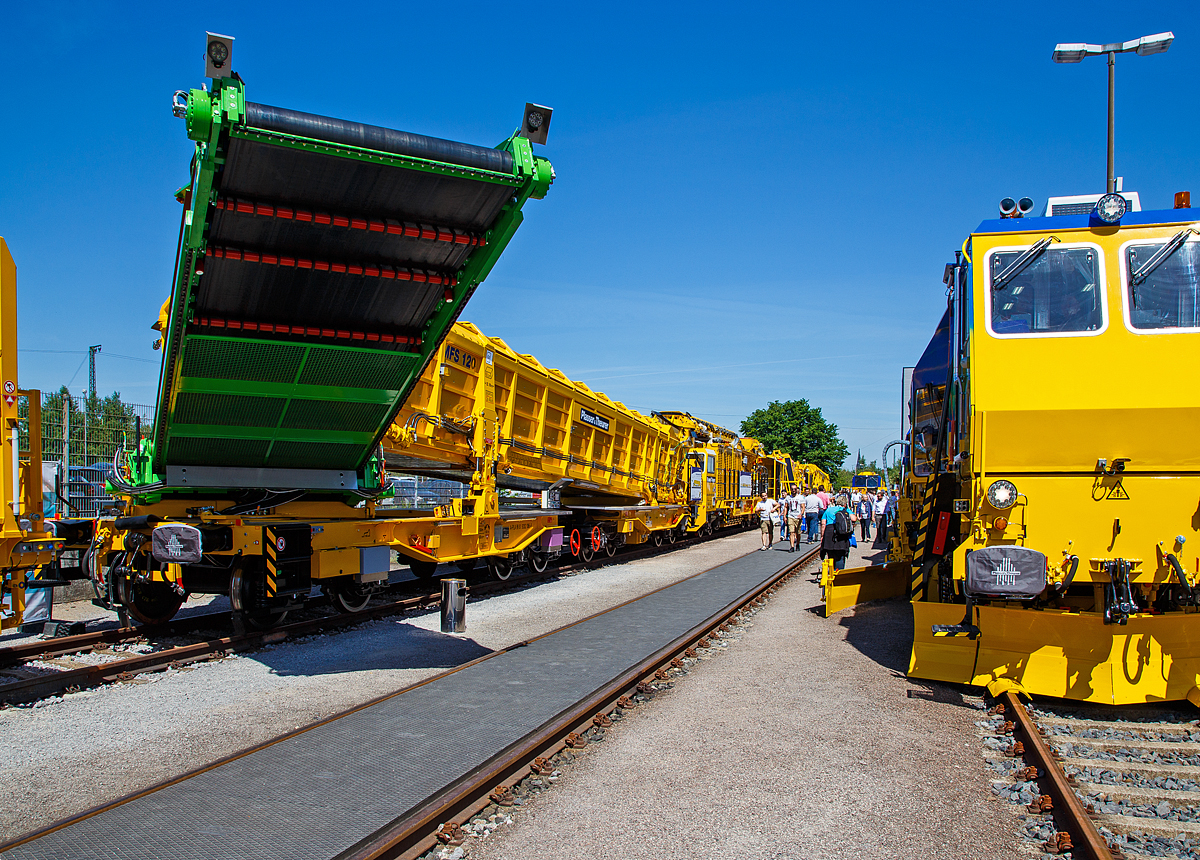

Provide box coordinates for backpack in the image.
[833,509,852,539]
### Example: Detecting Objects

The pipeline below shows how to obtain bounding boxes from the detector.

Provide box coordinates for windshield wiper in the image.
[1130,227,1198,286]
[992,236,1059,291]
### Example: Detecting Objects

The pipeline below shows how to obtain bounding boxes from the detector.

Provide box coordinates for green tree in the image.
[740,400,850,478]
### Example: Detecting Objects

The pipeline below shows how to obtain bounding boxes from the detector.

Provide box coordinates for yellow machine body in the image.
[0,239,63,630]
[828,210,1200,704]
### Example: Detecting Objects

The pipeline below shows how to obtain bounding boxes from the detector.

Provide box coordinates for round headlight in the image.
[207,40,229,68]
[986,479,1018,509]
[1095,192,1127,224]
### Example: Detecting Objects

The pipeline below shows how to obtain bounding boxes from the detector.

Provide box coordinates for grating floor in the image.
[2,548,797,860]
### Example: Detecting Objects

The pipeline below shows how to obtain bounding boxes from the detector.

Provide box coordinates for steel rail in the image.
[0,528,750,702]
[339,544,820,860]
[999,691,1117,860]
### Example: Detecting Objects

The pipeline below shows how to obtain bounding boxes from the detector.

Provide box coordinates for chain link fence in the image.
[22,392,156,518]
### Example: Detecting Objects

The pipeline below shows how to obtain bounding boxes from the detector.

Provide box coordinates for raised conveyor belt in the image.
[1,549,795,860]
[150,80,552,490]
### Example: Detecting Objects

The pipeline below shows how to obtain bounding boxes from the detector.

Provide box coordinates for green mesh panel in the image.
[298,348,416,390]
[174,393,286,428]
[181,338,306,383]
[280,399,392,433]
[167,436,272,467]
[266,441,364,469]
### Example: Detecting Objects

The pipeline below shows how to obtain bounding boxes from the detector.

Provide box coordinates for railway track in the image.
[0,529,740,706]
[984,692,1200,860]
[287,543,818,860]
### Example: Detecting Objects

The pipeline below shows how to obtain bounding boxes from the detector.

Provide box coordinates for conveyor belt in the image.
[1,549,795,860]
[147,80,552,487]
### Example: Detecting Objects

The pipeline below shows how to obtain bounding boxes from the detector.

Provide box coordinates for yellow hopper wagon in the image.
[385,323,692,568]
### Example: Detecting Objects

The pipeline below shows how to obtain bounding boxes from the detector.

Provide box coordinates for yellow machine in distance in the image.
[825,194,1200,705]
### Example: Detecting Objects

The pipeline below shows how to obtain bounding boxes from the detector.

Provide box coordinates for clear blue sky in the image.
[3,2,1195,468]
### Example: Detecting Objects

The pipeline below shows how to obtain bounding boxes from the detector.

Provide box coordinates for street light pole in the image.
[1052,32,1174,195]
[1107,50,1115,193]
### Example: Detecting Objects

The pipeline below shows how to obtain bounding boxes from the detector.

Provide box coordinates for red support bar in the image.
[213,195,485,247]
[190,312,416,349]
[204,245,458,288]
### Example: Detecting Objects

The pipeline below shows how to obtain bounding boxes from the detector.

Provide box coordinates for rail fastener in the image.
[998,691,1118,860]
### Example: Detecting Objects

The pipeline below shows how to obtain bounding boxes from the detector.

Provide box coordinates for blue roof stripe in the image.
[974,207,1200,235]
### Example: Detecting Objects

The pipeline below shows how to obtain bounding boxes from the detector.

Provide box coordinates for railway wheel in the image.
[667,527,677,544]
[527,548,550,574]
[408,560,438,580]
[230,563,287,630]
[323,582,373,613]
[126,580,184,626]
[653,532,664,547]
[579,544,595,562]
[604,538,617,558]
[488,556,514,581]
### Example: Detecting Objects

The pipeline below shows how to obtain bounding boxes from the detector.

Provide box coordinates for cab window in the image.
[1126,240,1200,331]
[988,246,1103,336]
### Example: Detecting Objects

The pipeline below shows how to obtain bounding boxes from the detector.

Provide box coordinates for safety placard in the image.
[738,471,753,497]
[689,468,703,502]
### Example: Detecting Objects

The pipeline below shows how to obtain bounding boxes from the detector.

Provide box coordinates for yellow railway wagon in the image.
[387,323,691,559]
[826,192,1200,705]
[657,413,758,534]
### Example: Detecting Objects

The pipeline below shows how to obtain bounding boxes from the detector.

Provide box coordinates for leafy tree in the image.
[740,400,849,478]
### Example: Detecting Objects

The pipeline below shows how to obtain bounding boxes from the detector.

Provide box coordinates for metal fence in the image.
[22,392,156,518]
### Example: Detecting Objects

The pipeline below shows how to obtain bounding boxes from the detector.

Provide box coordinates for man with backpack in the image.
[820,499,852,571]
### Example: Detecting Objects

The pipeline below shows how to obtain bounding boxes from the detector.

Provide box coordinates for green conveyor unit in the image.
[147,76,553,495]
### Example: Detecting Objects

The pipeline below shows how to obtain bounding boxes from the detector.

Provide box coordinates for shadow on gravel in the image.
[250,622,493,678]
[836,598,912,674]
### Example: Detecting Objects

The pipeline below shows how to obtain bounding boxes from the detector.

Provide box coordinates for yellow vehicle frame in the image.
[827,212,1200,704]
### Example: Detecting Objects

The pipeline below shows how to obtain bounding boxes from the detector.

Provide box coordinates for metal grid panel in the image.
[1,551,792,860]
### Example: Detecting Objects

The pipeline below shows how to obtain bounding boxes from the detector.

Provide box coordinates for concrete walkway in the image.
[470,534,1018,860]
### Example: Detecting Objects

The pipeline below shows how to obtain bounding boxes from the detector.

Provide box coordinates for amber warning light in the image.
[1176,191,1191,209]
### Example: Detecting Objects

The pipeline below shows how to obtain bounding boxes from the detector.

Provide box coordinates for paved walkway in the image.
[471,536,1018,860]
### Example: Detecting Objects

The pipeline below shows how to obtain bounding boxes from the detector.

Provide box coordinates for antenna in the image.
[88,345,102,400]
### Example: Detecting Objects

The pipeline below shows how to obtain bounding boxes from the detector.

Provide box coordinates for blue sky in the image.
[2,2,1196,468]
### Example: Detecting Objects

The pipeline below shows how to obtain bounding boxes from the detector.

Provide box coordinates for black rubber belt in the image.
[244,103,514,174]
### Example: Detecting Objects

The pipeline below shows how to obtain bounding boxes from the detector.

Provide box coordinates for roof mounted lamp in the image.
[1052,32,1173,198]
[205,32,234,79]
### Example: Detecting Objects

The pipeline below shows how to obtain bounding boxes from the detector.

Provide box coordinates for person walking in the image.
[855,493,873,541]
[817,487,831,510]
[820,498,853,572]
[887,490,900,530]
[787,489,805,553]
[804,488,822,544]
[778,487,791,542]
[872,490,889,548]
[754,492,777,551]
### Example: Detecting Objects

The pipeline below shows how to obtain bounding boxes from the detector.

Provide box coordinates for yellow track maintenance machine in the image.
[824,189,1200,705]
[63,36,555,628]
[383,323,695,571]
[0,241,67,631]
[655,413,763,534]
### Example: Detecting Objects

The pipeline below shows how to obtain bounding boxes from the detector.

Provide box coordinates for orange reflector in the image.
[993,517,1009,530]
[1175,191,1191,209]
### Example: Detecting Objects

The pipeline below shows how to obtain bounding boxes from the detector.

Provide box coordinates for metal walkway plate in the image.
[3,549,795,860]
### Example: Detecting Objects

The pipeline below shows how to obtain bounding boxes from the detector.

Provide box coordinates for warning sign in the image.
[1105,482,1130,500]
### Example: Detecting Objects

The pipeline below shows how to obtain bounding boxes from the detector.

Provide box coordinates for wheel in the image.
[488,556,514,581]
[702,521,713,538]
[408,560,438,579]
[653,532,664,547]
[604,539,617,557]
[667,527,677,544]
[230,563,288,630]
[126,580,184,626]
[454,559,478,574]
[323,582,373,613]
[527,549,550,574]
[579,544,595,562]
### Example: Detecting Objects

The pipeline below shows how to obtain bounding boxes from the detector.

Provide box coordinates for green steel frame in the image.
[135,75,553,499]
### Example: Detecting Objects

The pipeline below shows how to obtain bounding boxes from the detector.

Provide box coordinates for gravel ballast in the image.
[467,541,1019,860]
[0,533,760,841]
